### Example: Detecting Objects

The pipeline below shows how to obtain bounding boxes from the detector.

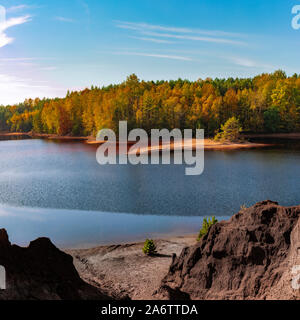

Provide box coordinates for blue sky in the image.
[0,0,300,104]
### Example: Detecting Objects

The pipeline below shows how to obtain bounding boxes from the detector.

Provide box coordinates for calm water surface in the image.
[0,138,299,247]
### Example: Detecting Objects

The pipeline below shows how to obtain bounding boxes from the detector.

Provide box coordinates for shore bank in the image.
[66,234,197,300]
[67,201,300,300]
[245,133,300,140]
[0,131,273,151]
[1,201,299,300]
[87,138,272,152]
[0,131,91,140]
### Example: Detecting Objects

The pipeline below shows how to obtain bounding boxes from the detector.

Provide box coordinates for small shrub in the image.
[142,239,157,255]
[197,216,218,241]
[240,204,247,212]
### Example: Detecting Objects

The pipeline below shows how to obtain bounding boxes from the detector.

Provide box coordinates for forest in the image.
[1,70,300,137]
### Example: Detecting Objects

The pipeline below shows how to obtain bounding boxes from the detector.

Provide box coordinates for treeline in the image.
[1,70,300,137]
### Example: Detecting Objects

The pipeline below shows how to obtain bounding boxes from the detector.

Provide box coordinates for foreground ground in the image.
[0,201,299,300]
[67,201,300,300]
[66,235,197,300]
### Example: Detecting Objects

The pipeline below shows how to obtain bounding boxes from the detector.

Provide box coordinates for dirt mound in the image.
[155,201,300,300]
[0,229,111,300]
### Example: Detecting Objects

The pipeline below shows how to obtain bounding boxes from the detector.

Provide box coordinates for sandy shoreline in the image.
[87,138,272,151]
[66,234,197,300]
[0,131,273,150]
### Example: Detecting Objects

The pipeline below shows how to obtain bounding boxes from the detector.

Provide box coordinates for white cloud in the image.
[115,21,247,46]
[55,16,75,23]
[230,57,257,67]
[0,73,65,105]
[0,57,58,70]
[1,15,31,30]
[0,32,12,47]
[114,52,192,61]
[0,73,46,104]
[227,56,274,69]
[0,14,32,48]
[0,57,61,104]
[6,5,29,13]
[129,36,174,44]
[115,21,244,38]
[142,31,246,46]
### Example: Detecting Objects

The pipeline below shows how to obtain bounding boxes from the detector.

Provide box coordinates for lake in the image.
[0,137,299,248]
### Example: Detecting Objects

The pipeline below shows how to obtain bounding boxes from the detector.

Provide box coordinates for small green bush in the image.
[240,204,247,212]
[197,216,218,241]
[142,239,157,255]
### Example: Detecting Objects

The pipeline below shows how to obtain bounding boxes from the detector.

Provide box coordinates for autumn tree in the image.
[215,117,242,142]
[0,70,299,137]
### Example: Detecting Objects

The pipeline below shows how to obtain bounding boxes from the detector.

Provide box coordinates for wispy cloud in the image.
[114,52,192,61]
[115,20,244,38]
[0,14,32,48]
[0,73,48,104]
[114,20,246,46]
[6,5,29,13]
[3,15,31,29]
[227,56,274,69]
[0,57,59,103]
[0,58,56,70]
[129,36,174,44]
[142,31,246,46]
[0,57,58,72]
[55,16,75,23]
[0,72,66,105]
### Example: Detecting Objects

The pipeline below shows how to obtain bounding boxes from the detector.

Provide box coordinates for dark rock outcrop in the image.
[155,201,300,300]
[0,230,111,300]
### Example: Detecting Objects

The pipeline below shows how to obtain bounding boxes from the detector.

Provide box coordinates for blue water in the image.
[0,138,299,247]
